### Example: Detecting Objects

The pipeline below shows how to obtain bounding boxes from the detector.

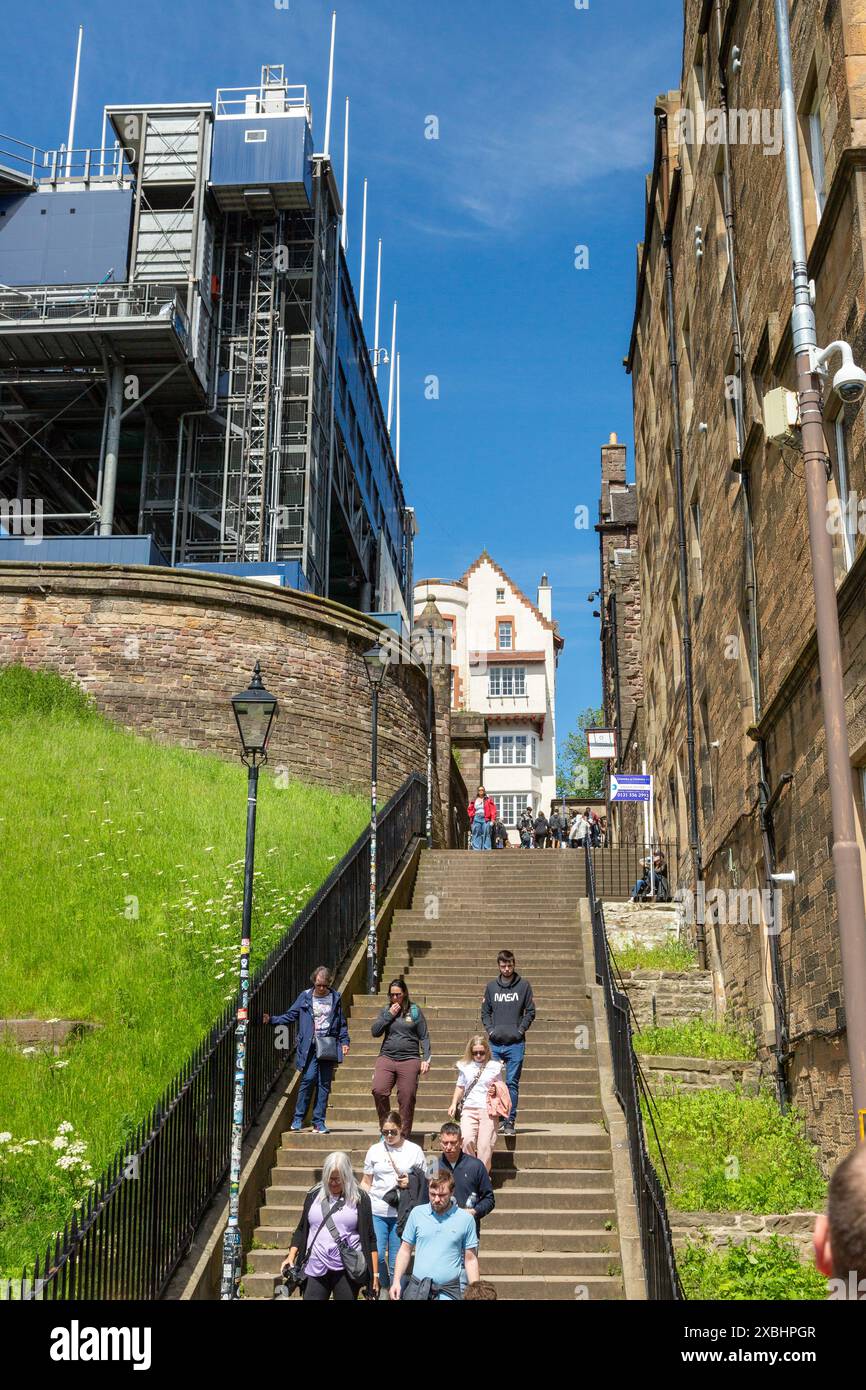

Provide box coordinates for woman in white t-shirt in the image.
[448,1035,505,1171]
[360,1110,427,1291]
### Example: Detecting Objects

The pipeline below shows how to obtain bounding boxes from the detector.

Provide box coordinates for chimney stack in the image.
[537,572,552,619]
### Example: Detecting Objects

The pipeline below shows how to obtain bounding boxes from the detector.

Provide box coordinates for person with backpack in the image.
[481,951,535,1135]
[280,1150,377,1300]
[533,809,548,850]
[446,1034,509,1171]
[263,965,349,1134]
[371,977,431,1137]
[360,1110,428,1294]
[548,806,563,849]
[518,806,534,849]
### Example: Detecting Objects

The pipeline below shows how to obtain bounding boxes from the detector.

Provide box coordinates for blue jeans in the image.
[293,1048,335,1128]
[490,1040,525,1123]
[373,1213,400,1288]
[470,812,486,850]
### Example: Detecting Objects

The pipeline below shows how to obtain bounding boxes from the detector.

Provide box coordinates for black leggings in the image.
[303,1270,358,1301]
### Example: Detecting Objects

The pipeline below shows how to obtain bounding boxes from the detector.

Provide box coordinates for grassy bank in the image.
[646,1088,827,1215]
[0,667,368,1271]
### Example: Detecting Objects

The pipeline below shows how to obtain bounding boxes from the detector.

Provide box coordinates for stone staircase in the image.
[243,849,626,1300]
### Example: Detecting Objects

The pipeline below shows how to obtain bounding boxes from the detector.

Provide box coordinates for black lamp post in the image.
[363,642,390,992]
[220,661,278,1302]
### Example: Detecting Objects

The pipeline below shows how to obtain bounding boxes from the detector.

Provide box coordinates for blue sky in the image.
[0,0,682,755]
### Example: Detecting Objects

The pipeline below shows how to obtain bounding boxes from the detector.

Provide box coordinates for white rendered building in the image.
[414,551,563,842]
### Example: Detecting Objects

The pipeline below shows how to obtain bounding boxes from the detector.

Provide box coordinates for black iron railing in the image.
[589,841,676,902]
[10,772,426,1301]
[585,842,684,1301]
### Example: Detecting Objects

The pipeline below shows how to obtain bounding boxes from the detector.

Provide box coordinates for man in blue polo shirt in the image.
[389,1170,479,1300]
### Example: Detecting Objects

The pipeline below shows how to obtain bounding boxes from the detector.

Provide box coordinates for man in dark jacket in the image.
[480,951,535,1135]
[263,965,349,1134]
[438,1123,494,1230]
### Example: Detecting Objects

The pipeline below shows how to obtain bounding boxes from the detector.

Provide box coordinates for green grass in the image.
[613,940,698,972]
[678,1234,829,1300]
[646,1088,827,1215]
[635,1016,756,1060]
[0,666,368,1273]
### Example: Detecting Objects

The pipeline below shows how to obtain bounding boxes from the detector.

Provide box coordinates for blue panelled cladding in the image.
[210,116,313,202]
[0,189,133,285]
[0,536,167,565]
[334,248,406,602]
[176,560,311,591]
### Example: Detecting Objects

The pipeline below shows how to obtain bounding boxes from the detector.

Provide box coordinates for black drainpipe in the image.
[657,108,707,969]
[715,0,790,1108]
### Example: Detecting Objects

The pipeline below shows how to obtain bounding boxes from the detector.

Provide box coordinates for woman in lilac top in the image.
[281,1151,378,1300]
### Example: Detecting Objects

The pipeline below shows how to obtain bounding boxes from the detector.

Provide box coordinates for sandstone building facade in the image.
[414,553,563,841]
[622,0,866,1164]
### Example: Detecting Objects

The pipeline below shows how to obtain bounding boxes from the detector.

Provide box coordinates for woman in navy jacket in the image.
[263,965,350,1134]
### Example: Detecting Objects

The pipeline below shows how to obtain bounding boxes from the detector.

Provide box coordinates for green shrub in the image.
[613,940,698,972]
[636,1016,756,1060]
[646,1088,827,1214]
[0,664,96,721]
[679,1234,828,1300]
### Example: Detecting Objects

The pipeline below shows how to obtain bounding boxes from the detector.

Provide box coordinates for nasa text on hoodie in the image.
[481,972,536,1045]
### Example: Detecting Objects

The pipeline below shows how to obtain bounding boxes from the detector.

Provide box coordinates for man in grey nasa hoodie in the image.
[481,951,535,1134]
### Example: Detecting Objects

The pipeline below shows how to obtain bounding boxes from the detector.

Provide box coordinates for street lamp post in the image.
[773,0,866,1134]
[220,661,278,1301]
[363,643,390,993]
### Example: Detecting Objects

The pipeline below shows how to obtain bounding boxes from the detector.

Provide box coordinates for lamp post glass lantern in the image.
[364,643,390,992]
[220,660,278,1301]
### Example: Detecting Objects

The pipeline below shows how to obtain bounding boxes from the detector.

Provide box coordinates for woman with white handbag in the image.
[447,1035,511,1172]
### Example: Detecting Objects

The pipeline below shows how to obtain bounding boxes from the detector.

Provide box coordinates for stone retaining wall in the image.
[620,969,715,1028]
[671,1211,819,1264]
[637,1053,764,1093]
[0,563,453,843]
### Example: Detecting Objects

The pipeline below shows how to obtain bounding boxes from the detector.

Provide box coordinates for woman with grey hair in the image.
[281,1151,377,1300]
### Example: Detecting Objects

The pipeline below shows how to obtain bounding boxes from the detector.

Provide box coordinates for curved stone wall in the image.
[0,563,447,837]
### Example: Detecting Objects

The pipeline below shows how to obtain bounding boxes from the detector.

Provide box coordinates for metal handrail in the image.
[585,841,684,1300]
[8,772,426,1301]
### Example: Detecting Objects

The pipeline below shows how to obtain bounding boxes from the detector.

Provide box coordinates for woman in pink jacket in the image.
[467,785,497,851]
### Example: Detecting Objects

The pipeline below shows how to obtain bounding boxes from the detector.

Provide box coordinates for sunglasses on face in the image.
[471,1050,486,1057]
[382,1129,399,1137]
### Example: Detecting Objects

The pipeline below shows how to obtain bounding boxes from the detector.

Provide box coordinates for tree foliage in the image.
[557,705,608,798]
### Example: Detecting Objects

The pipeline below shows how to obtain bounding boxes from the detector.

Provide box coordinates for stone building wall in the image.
[0,563,452,845]
[625,0,866,1166]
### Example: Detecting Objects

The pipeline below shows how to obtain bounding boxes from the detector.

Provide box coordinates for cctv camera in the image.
[834,361,866,404]
[810,340,866,405]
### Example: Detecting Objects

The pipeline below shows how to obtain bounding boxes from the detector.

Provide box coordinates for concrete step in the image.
[240,1271,624,1301]
[272,1149,612,1175]
[253,1222,620,1252]
[323,1106,606,1124]
[258,1191,617,1224]
[246,1245,621,1279]
[350,1004,587,1020]
[262,1180,617,1211]
[335,1061,600,1078]
[275,1129,611,1154]
[326,1095,600,1115]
